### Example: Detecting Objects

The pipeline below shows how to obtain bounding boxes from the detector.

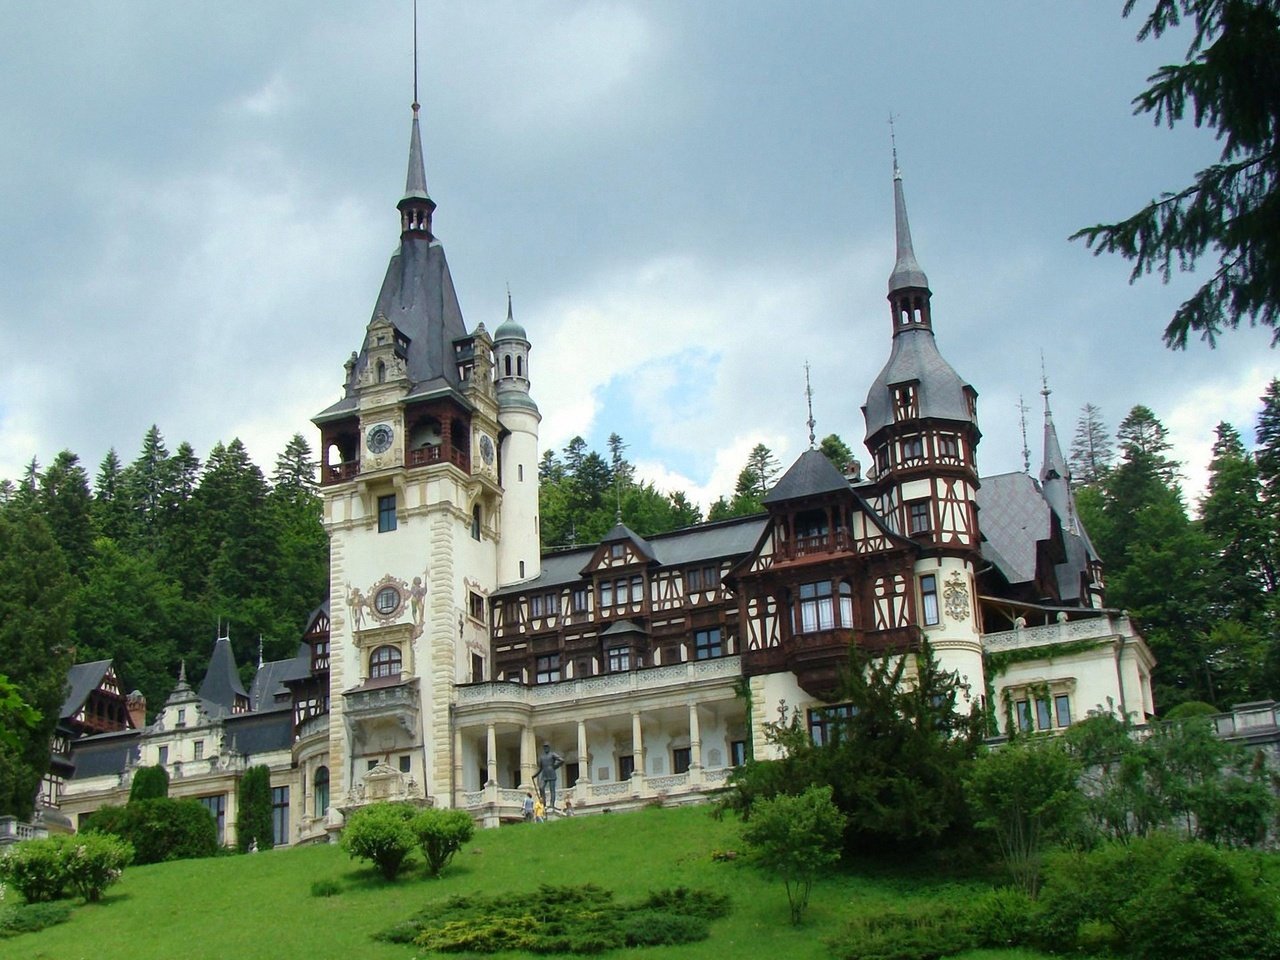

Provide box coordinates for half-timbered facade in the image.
[51,94,1156,838]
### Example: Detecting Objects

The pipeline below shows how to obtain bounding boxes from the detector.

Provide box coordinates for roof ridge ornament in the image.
[804,360,816,450]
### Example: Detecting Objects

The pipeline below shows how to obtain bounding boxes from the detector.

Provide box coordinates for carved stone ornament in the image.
[943,572,970,622]
[368,574,411,625]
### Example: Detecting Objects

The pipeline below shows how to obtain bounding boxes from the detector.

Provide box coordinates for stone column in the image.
[452,727,464,806]
[520,725,534,790]
[486,723,498,787]
[688,702,702,771]
[576,719,590,784]
[631,711,644,778]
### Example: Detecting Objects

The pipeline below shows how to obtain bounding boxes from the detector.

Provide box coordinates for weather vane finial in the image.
[889,112,900,175]
[804,361,816,450]
[1039,351,1052,415]
[1018,394,1031,474]
[412,0,420,115]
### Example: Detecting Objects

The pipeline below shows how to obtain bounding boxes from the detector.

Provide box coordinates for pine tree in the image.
[818,434,855,473]
[271,434,317,494]
[122,425,172,550]
[1073,0,1280,347]
[92,448,131,542]
[39,450,94,580]
[1069,403,1115,487]
[745,444,781,499]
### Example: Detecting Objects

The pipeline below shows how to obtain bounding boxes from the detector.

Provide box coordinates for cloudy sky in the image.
[1,2,1275,510]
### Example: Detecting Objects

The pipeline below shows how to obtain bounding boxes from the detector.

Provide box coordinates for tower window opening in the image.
[504,355,512,376]
[908,499,931,535]
[471,505,482,541]
[517,355,523,377]
[376,360,386,383]
[378,494,397,533]
[920,574,940,625]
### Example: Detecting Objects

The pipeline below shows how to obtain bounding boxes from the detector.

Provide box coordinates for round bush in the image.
[85,798,217,864]
[341,803,418,880]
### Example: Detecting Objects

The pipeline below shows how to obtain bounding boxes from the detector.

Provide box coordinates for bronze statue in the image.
[535,742,565,808]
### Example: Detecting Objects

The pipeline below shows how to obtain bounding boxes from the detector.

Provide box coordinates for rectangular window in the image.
[618,755,635,780]
[600,580,613,608]
[694,628,723,660]
[1015,699,1033,732]
[1054,694,1072,728]
[572,587,589,613]
[808,704,856,746]
[518,464,524,482]
[672,748,691,775]
[530,594,545,617]
[469,591,485,621]
[368,759,378,771]
[939,435,959,458]
[565,762,580,787]
[378,494,397,533]
[399,755,411,774]
[535,654,561,685]
[194,740,204,760]
[611,543,625,559]
[685,568,701,592]
[176,708,186,727]
[631,575,643,604]
[198,794,226,845]
[158,746,168,766]
[471,653,484,682]
[921,575,940,626]
[908,500,931,535]
[1036,698,1052,731]
[731,740,747,766]
[798,581,834,633]
[271,786,289,846]
[607,648,630,672]
[903,436,924,460]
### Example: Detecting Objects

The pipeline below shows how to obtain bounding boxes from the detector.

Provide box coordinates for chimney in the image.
[126,690,147,730]
[844,459,862,483]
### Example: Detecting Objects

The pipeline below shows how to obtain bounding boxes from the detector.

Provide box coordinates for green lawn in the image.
[0,805,1051,960]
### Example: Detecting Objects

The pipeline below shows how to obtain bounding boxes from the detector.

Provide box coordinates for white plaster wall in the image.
[497,404,541,586]
[914,556,985,712]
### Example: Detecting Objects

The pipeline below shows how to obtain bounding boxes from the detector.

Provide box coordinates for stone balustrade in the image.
[456,656,742,708]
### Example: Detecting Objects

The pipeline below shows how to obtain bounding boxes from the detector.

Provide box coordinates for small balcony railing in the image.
[321,461,360,486]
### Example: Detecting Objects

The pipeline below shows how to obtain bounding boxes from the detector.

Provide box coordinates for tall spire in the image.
[399,0,435,237]
[1038,360,1075,533]
[804,361,816,450]
[888,142,929,295]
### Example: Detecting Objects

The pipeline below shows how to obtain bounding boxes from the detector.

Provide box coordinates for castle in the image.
[47,94,1155,846]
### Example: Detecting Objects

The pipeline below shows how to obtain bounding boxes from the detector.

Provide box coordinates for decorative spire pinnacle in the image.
[1018,394,1031,474]
[1038,357,1076,531]
[804,361,816,449]
[888,126,929,295]
[398,0,435,237]
[178,660,187,685]
[506,283,513,322]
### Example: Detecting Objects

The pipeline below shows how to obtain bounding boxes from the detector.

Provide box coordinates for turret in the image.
[494,293,542,585]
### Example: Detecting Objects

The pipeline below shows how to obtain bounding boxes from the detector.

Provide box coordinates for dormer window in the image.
[610,543,625,560]
[893,384,918,421]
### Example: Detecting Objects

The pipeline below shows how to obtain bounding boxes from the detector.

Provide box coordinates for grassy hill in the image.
[0,804,1050,960]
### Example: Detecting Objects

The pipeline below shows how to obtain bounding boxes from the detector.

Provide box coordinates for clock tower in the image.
[313,101,527,811]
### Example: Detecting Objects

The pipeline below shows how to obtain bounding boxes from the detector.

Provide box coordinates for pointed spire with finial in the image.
[804,361,817,450]
[1018,394,1031,474]
[1038,356,1076,533]
[888,116,929,296]
[399,0,436,236]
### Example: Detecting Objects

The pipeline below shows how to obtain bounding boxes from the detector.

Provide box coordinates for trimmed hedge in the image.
[84,798,217,864]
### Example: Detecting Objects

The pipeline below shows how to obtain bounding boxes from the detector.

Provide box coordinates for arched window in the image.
[517,355,523,377]
[504,355,512,376]
[314,766,329,817]
[376,360,386,384]
[471,505,482,541]
[369,645,402,679]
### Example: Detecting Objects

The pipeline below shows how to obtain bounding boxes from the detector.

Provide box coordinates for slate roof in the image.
[863,329,977,439]
[198,638,248,713]
[250,643,312,711]
[976,472,1051,586]
[600,522,657,561]
[61,660,112,720]
[600,619,650,639]
[497,515,768,596]
[224,710,294,754]
[763,449,850,503]
[67,730,140,780]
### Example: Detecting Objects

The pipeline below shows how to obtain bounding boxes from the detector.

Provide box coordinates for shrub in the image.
[621,909,707,946]
[741,784,846,924]
[128,764,169,801]
[1126,843,1280,960]
[340,802,418,880]
[0,836,67,902]
[0,900,73,937]
[1162,701,1219,721]
[62,832,132,902]
[641,886,731,920]
[237,764,275,852]
[829,903,974,960]
[84,797,217,864]
[410,807,475,877]
[966,887,1039,950]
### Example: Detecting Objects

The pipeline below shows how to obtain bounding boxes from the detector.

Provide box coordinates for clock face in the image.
[480,435,495,465]
[366,424,393,455]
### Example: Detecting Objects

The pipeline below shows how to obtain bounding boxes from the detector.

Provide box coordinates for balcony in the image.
[321,461,360,486]
[456,657,742,710]
[407,445,470,472]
